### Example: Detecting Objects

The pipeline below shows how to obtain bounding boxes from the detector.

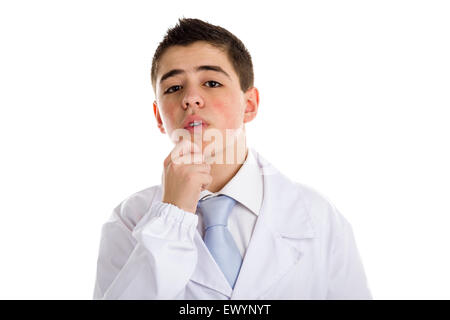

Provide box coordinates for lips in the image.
[182,115,209,131]
[185,124,208,133]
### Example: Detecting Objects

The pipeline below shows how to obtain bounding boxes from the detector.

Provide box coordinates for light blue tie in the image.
[197,194,243,289]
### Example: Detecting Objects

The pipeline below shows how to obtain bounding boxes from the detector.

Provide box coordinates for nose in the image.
[182,88,205,110]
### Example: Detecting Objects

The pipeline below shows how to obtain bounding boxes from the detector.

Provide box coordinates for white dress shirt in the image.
[196,147,263,258]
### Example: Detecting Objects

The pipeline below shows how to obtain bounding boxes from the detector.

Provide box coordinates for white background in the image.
[0,0,449,299]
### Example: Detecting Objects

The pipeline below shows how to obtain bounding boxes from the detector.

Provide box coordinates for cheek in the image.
[160,106,179,131]
[211,98,243,128]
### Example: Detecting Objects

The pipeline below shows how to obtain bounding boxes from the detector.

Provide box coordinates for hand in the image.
[161,139,212,214]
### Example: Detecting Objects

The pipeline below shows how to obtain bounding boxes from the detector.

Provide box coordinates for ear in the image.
[243,87,260,124]
[153,101,166,134]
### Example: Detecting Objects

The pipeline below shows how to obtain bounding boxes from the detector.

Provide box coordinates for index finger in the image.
[165,139,203,167]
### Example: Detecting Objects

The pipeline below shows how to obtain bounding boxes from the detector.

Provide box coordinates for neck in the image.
[206,143,248,193]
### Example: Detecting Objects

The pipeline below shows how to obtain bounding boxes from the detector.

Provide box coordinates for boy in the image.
[93,18,372,299]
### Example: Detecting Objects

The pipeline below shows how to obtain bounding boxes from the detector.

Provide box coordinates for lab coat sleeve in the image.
[326,216,373,300]
[93,200,198,299]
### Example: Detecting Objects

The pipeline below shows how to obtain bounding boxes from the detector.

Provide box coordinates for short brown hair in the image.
[151,18,254,93]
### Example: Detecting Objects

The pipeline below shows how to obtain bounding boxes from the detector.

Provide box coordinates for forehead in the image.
[157,41,237,81]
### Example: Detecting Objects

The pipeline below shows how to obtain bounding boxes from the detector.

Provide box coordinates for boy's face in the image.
[153,41,259,152]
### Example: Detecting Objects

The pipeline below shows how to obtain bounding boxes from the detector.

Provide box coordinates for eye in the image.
[204,80,222,88]
[164,85,182,94]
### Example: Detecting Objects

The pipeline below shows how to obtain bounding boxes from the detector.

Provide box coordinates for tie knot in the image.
[197,194,236,230]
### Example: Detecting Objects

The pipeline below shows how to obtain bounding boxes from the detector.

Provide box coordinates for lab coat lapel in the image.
[231,150,316,299]
[189,231,233,298]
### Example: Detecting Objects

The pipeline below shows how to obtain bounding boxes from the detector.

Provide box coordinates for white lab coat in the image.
[93,149,372,299]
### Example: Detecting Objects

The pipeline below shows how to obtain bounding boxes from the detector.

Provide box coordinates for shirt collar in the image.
[198,147,263,216]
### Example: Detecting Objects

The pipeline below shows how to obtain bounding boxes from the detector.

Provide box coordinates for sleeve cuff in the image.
[150,201,199,226]
[132,200,199,241]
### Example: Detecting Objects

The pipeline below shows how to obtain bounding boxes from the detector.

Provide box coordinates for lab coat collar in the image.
[190,148,316,299]
[231,148,316,299]
[244,148,316,239]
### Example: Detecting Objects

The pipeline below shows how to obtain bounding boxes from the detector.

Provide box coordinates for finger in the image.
[171,142,204,166]
[170,152,210,168]
[192,163,211,173]
[199,173,213,190]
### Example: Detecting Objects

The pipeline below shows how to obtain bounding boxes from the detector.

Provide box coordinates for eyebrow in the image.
[159,65,231,85]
